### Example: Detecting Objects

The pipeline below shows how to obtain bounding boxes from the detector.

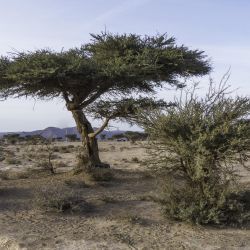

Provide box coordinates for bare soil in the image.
[0,141,249,250]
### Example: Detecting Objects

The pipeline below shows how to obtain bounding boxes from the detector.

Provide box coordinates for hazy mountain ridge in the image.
[0,126,126,139]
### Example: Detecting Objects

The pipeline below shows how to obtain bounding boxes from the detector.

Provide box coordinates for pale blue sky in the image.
[0,0,249,131]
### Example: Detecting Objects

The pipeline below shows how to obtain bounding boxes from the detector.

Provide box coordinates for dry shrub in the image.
[0,146,4,161]
[120,147,126,152]
[35,160,55,174]
[54,161,68,168]
[58,146,71,153]
[140,81,250,225]
[34,185,92,213]
[99,147,109,152]
[131,157,140,163]
[0,171,29,180]
[4,149,15,157]
[100,196,117,203]
[122,158,128,163]
[5,157,21,165]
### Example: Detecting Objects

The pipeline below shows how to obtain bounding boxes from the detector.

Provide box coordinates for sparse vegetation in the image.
[3,134,21,145]
[54,161,68,169]
[100,196,117,203]
[0,139,249,249]
[124,131,148,143]
[5,157,21,165]
[0,171,29,180]
[119,214,146,225]
[131,157,140,163]
[34,186,91,213]
[65,134,78,142]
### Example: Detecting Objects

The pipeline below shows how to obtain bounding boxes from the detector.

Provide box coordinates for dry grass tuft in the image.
[34,185,93,213]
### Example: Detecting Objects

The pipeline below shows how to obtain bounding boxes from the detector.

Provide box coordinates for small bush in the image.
[100,196,117,203]
[4,149,15,157]
[58,146,71,153]
[5,157,21,165]
[120,147,125,152]
[99,147,109,152]
[52,146,60,152]
[140,81,250,225]
[34,186,91,213]
[119,214,146,226]
[0,171,10,180]
[0,171,29,180]
[54,161,68,168]
[25,152,37,159]
[162,178,246,225]
[131,157,140,163]
[35,160,55,174]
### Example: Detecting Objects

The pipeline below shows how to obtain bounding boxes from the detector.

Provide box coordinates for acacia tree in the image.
[0,32,211,169]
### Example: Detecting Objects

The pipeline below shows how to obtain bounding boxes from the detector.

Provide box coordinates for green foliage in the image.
[112,133,126,140]
[65,134,78,141]
[0,31,210,113]
[140,80,250,225]
[86,97,172,122]
[3,134,20,144]
[161,177,247,225]
[24,135,47,145]
[0,146,5,162]
[100,134,106,140]
[124,131,148,142]
[86,32,211,87]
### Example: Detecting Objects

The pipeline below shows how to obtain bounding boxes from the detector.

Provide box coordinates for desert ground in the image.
[0,141,250,250]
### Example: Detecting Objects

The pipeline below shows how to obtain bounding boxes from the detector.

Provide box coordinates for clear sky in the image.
[0,0,249,132]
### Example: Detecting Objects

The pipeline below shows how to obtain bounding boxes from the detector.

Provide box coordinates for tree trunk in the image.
[69,108,109,170]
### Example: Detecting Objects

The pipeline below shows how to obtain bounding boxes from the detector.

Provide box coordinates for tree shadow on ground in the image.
[0,187,32,212]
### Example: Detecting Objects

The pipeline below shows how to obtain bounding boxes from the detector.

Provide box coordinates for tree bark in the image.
[71,109,102,169]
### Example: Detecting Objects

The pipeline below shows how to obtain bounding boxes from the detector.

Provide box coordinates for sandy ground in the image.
[0,141,250,250]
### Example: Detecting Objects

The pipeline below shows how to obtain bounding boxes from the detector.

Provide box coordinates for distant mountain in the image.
[0,126,126,140]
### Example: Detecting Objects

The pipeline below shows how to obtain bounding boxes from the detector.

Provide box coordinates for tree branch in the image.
[62,91,70,102]
[80,88,106,108]
[88,117,111,138]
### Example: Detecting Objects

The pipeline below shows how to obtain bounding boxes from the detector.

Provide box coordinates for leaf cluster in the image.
[0,32,211,109]
[85,96,172,122]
